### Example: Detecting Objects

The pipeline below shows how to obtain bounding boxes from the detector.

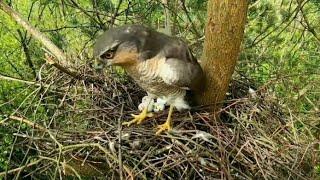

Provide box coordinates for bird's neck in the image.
[121,63,141,81]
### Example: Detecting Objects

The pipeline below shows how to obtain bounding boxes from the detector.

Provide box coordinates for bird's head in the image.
[93,25,149,69]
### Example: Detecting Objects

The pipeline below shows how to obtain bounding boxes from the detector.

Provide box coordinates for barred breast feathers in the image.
[126,56,184,96]
[124,55,191,111]
[137,56,164,82]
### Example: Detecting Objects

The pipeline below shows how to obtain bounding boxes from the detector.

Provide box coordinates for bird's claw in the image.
[156,120,172,135]
[122,112,153,126]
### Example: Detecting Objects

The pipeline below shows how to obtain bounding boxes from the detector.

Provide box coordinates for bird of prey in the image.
[94,25,204,134]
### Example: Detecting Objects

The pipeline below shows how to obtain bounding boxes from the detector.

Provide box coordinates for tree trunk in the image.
[197,0,248,111]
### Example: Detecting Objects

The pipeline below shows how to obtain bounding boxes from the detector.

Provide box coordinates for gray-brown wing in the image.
[159,58,204,92]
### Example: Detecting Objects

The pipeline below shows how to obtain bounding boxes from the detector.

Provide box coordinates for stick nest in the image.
[3,60,318,179]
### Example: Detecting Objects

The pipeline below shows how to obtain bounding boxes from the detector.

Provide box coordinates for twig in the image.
[0,73,47,87]
[67,0,105,30]
[161,0,172,35]
[4,116,63,147]
[5,115,47,131]
[110,0,123,27]
[17,29,37,79]
[61,143,134,179]
[180,0,201,38]
[0,2,67,64]
[0,2,105,84]
[297,0,320,43]
[41,25,96,32]
[247,0,309,48]
[118,104,124,180]
[0,2,84,80]
[39,156,82,180]
[43,53,79,79]
[0,159,43,176]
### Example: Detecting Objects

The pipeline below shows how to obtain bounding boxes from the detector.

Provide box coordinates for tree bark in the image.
[197,0,248,111]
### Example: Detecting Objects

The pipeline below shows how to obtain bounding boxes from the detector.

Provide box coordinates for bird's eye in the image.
[100,50,115,59]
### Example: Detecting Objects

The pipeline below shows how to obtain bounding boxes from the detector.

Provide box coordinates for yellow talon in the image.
[156,105,174,135]
[122,107,153,126]
[156,120,172,135]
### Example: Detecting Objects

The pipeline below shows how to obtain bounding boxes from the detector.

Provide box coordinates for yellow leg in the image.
[122,105,153,127]
[156,105,174,135]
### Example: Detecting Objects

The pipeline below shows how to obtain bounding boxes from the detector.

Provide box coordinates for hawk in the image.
[94,25,204,134]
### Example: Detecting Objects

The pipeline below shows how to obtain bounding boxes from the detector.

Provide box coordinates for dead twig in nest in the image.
[1,63,318,179]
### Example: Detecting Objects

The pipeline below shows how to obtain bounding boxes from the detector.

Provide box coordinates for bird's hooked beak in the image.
[92,58,116,72]
[92,58,106,70]
[93,47,118,70]
[95,42,120,68]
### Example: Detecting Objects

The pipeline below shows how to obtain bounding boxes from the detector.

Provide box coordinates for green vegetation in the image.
[0,0,319,179]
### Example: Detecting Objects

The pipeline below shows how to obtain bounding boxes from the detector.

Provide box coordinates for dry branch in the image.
[0,2,103,84]
[0,74,45,87]
[3,67,317,179]
[3,115,134,178]
[5,116,47,131]
[0,159,43,177]
[0,2,66,63]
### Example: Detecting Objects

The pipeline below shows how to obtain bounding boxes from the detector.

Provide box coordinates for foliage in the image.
[0,0,319,179]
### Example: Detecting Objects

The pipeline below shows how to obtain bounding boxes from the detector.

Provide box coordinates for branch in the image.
[44,53,80,79]
[110,0,123,26]
[2,53,24,78]
[39,156,82,179]
[41,25,96,32]
[247,0,309,48]
[0,2,104,84]
[3,116,63,147]
[4,115,47,131]
[297,0,320,43]
[0,73,45,87]
[61,143,134,179]
[3,115,135,178]
[68,0,106,30]
[161,0,172,35]
[17,29,37,79]
[248,5,299,48]
[0,159,43,177]
[0,2,67,64]
[180,0,201,38]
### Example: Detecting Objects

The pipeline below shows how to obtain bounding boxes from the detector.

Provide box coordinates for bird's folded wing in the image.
[159,58,204,91]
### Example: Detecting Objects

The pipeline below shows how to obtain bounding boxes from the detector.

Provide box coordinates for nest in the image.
[2,61,318,179]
